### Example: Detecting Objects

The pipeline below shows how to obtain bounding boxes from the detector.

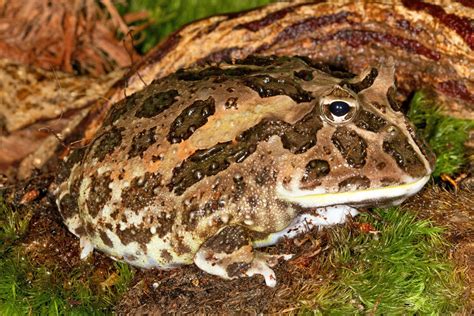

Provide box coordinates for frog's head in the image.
[277,60,435,208]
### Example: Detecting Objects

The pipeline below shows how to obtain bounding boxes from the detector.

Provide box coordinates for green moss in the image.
[116,0,275,53]
[408,91,473,177]
[0,194,32,254]
[0,195,134,315]
[0,247,134,315]
[302,208,464,314]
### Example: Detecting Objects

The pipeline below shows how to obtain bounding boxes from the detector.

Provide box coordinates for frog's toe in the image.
[79,236,94,259]
[244,252,293,287]
[193,225,291,287]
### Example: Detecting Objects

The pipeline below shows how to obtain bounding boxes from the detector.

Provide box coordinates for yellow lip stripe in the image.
[277,176,430,207]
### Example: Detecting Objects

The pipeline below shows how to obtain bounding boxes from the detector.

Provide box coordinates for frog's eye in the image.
[320,99,358,124]
[329,101,350,117]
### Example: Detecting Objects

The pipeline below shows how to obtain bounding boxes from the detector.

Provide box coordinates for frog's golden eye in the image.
[320,99,358,124]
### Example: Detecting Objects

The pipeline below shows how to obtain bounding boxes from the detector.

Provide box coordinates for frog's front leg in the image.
[193,225,292,287]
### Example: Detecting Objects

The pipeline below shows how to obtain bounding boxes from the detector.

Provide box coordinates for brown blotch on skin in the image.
[404,121,436,170]
[122,172,162,213]
[232,175,246,202]
[383,127,427,178]
[380,177,398,186]
[57,147,87,184]
[104,93,140,126]
[243,75,314,103]
[227,262,252,278]
[331,127,367,168]
[85,222,94,235]
[344,68,378,93]
[247,196,258,208]
[156,212,174,238]
[167,97,216,144]
[296,56,355,79]
[181,204,201,231]
[86,171,112,218]
[294,69,314,81]
[161,250,173,263]
[74,225,86,236]
[387,86,402,112]
[174,235,192,256]
[135,89,179,118]
[339,175,371,192]
[128,127,157,158]
[235,55,280,66]
[90,126,124,162]
[115,224,154,247]
[302,159,330,184]
[110,209,119,221]
[201,225,250,255]
[225,97,238,109]
[203,199,221,214]
[372,102,387,114]
[280,110,323,154]
[100,230,113,248]
[152,154,164,162]
[354,109,387,132]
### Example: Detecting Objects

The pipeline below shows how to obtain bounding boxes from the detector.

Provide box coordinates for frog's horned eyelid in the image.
[276,175,430,208]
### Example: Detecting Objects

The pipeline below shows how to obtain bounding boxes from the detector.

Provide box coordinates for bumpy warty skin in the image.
[56,56,434,273]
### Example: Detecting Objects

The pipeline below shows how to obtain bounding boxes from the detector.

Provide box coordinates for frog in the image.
[56,56,434,287]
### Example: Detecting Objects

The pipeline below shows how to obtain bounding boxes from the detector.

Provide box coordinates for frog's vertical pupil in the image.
[329,101,350,116]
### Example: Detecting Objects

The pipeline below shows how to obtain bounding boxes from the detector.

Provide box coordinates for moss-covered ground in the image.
[1,1,472,314]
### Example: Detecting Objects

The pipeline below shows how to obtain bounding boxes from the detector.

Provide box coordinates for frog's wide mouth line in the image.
[276,176,431,207]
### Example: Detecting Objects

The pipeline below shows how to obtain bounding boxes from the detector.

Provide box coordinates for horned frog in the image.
[56,56,433,287]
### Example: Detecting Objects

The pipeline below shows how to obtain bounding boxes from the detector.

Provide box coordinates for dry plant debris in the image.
[0,0,148,174]
[0,0,142,76]
[0,59,124,172]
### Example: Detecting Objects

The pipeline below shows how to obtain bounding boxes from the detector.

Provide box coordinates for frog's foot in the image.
[244,252,293,287]
[193,225,292,287]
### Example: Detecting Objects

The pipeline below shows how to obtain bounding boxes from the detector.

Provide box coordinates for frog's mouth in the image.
[276,176,430,208]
